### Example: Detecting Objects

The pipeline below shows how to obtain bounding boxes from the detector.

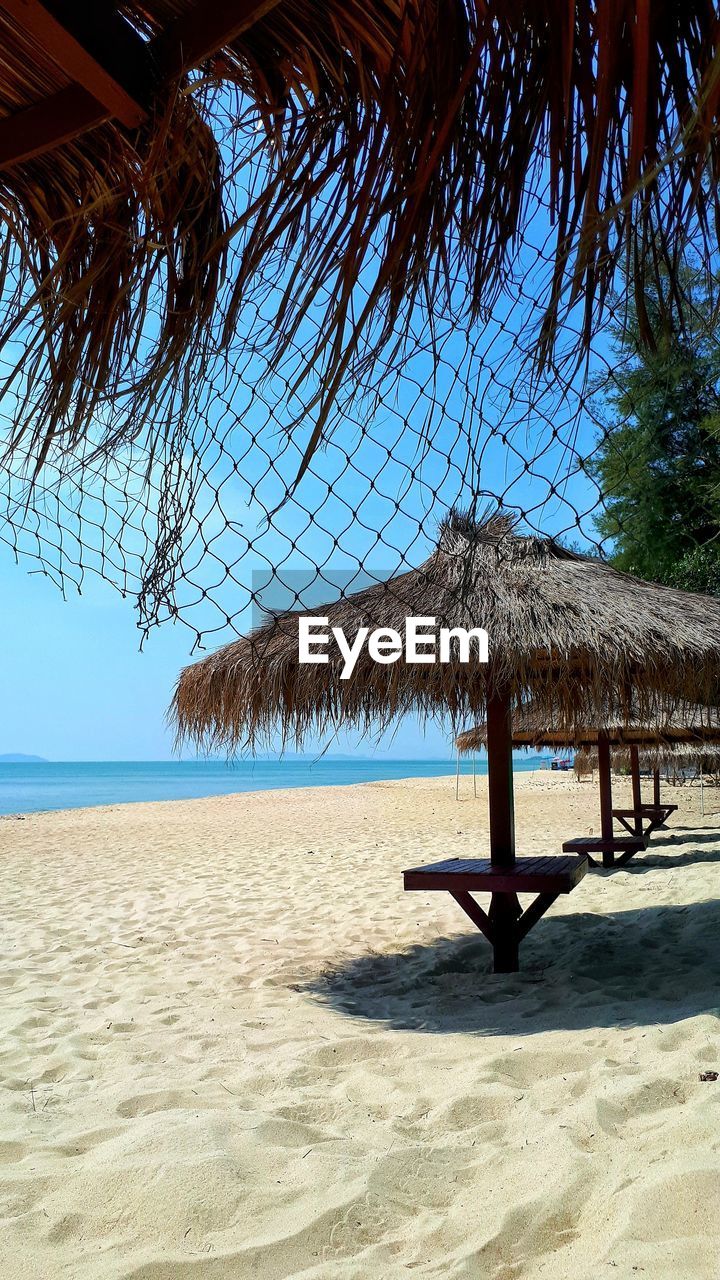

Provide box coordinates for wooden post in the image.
[486,683,520,972]
[653,768,661,807]
[455,749,460,801]
[597,732,614,868]
[630,745,642,836]
[473,753,477,799]
[486,684,516,868]
[701,761,705,817]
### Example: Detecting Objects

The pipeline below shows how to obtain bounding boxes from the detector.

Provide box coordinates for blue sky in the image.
[0,542,465,761]
[0,356,602,762]
[0,184,605,762]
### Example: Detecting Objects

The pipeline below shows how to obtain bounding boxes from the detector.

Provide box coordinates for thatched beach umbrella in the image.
[579,741,720,818]
[2,4,720,480]
[456,700,720,863]
[174,511,720,970]
[0,0,477,476]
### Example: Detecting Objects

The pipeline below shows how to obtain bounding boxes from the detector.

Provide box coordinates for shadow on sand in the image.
[620,839,720,872]
[303,894,720,1038]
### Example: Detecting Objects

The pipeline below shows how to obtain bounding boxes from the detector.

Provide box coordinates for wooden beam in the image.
[597,732,613,844]
[0,1,148,127]
[0,84,109,168]
[153,0,284,77]
[0,0,281,170]
[486,683,516,868]
[448,891,494,944]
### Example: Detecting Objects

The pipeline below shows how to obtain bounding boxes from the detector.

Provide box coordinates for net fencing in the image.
[1,87,719,655]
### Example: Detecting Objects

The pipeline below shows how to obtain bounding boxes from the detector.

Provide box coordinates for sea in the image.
[0,755,551,816]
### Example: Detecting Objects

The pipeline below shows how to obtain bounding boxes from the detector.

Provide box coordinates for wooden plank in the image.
[613,811,651,841]
[630,745,642,815]
[486,682,515,869]
[0,1,147,127]
[403,857,587,895]
[0,84,109,168]
[404,856,570,876]
[488,891,521,972]
[516,892,560,941]
[597,732,614,842]
[153,0,283,76]
[562,835,644,850]
[448,891,494,943]
[562,835,644,855]
[405,854,585,876]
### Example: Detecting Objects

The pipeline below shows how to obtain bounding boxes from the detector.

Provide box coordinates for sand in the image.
[1,769,720,1279]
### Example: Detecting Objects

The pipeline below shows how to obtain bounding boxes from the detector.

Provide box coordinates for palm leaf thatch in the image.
[575,742,720,774]
[2,2,720,484]
[172,510,720,753]
[467,1,720,357]
[455,699,720,754]
[0,0,478,479]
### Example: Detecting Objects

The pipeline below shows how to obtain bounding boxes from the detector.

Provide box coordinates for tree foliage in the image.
[587,274,720,593]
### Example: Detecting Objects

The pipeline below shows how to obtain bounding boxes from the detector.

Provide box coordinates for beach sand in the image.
[1,769,719,1279]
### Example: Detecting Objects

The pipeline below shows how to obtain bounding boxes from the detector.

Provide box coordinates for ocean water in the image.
[0,756,549,816]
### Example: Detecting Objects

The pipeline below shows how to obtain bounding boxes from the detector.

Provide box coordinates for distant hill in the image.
[0,753,48,763]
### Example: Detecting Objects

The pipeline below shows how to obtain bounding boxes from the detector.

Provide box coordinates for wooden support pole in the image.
[0,1,148,126]
[486,683,515,868]
[486,681,520,971]
[597,732,614,867]
[630,745,642,836]
[153,0,283,76]
[0,85,108,168]
[653,767,661,807]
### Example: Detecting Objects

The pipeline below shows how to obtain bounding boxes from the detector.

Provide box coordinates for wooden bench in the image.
[403,855,588,972]
[638,802,677,829]
[612,804,676,840]
[562,833,646,869]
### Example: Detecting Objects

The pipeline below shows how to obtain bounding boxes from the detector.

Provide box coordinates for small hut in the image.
[174,512,720,972]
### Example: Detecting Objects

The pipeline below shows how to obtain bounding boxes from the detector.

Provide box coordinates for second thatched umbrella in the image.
[456,701,720,866]
[174,512,720,972]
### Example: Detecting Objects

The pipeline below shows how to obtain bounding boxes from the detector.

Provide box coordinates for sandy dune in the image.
[1,770,720,1278]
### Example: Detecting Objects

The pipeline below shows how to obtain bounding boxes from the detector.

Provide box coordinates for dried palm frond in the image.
[456,699,720,754]
[3,2,720,486]
[0,0,478,484]
[172,509,720,753]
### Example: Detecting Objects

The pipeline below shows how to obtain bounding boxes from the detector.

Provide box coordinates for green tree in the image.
[587,276,720,592]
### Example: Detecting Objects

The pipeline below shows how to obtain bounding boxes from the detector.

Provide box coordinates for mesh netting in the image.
[1,85,719,651]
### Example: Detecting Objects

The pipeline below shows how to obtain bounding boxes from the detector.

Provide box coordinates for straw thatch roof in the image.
[173,511,720,752]
[3,4,720,478]
[455,699,720,755]
[0,0,477,474]
[574,743,720,776]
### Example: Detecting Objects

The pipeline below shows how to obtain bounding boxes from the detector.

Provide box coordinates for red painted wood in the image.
[0,84,108,167]
[0,0,146,126]
[628,745,645,838]
[154,0,283,75]
[597,732,613,843]
[486,683,515,868]
[404,855,587,895]
[448,890,493,943]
